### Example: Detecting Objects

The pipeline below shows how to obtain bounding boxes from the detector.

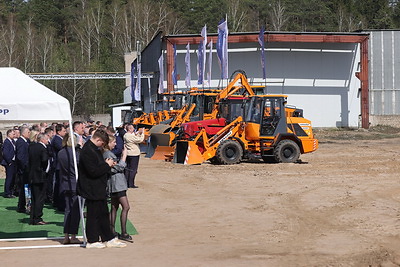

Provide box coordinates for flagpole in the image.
[225,14,228,88]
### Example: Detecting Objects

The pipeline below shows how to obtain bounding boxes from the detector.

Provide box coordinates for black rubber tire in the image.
[273,140,300,163]
[216,140,243,165]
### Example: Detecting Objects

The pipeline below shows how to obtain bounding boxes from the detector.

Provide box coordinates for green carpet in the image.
[0,180,137,239]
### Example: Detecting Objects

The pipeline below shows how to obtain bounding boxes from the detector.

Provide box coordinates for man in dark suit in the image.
[0,131,3,164]
[1,129,16,198]
[15,126,31,213]
[29,133,50,225]
[52,124,67,211]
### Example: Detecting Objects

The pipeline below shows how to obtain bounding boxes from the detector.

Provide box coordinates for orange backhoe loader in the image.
[147,72,259,159]
[173,95,318,165]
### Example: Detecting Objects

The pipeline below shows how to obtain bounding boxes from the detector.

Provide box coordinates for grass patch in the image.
[0,182,137,239]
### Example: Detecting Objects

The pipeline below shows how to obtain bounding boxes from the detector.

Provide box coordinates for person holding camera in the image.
[123,124,144,188]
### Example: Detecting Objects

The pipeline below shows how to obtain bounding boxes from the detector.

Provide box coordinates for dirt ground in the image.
[1,127,400,267]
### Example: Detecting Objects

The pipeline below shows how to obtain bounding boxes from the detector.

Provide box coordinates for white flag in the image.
[135,62,141,101]
[158,54,164,94]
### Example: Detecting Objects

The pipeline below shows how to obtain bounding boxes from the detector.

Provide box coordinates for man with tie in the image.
[16,126,31,213]
[1,129,16,198]
[29,133,50,225]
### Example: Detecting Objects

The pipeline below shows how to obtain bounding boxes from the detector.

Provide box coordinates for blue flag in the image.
[217,19,228,79]
[185,43,191,88]
[258,27,266,80]
[172,44,178,85]
[130,62,136,101]
[197,41,204,85]
[197,25,207,85]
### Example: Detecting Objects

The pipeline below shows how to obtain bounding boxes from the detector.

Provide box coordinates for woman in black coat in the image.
[58,133,82,245]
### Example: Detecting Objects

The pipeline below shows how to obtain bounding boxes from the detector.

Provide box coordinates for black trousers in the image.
[53,170,65,211]
[63,191,80,235]
[44,168,55,202]
[125,155,140,187]
[30,182,46,224]
[85,199,114,243]
[4,162,16,196]
[17,168,29,212]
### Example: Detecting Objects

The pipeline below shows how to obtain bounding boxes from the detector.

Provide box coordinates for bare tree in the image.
[37,28,54,72]
[90,1,104,61]
[108,0,121,50]
[119,6,133,53]
[1,15,19,67]
[227,0,248,32]
[269,0,288,31]
[20,16,36,72]
[337,4,346,32]
[64,79,85,115]
[74,0,94,65]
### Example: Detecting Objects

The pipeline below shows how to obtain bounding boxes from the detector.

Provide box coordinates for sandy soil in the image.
[1,129,400,267]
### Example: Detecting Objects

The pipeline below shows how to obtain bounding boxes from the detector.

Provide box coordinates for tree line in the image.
[0,0,398,116]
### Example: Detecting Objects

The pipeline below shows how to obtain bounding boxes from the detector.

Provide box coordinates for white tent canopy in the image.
[0,67,71,122]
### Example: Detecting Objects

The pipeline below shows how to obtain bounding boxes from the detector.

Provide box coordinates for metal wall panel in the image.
[369,30,400,115]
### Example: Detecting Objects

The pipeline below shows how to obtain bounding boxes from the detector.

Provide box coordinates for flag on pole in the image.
[197,41,204,85]
[130,61,136,101]
[158,54,164,94]
[172,44,178,85]
[197,25,207,85]
[258,27,266,80]
[185,43,191,88]
[135,62,141,101]
[217,19,228,79]
[201,25,207,83]
[207,41,213,86]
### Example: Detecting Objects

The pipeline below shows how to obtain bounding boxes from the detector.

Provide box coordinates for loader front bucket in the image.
[145,124,172,158]
[147,132,175,159]
[173,140,204,165]
[151,145,175,160]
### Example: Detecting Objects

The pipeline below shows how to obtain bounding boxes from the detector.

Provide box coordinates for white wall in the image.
[171,41,361,127]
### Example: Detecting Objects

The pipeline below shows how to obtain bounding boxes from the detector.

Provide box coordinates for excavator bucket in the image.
[173,140,204,165]
[145,124,172,158]
[150,132,176,160]
[151,145,175,160]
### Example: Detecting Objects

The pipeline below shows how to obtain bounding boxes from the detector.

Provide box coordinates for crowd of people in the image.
[0,120,145,249]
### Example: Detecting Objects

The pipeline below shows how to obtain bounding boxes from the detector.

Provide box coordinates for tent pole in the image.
[68,119,87,246]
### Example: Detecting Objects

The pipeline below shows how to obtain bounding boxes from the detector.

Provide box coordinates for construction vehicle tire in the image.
[274,139,300,163]
[216,140,243,165]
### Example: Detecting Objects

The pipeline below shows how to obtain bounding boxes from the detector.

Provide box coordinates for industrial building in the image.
[117,30,400,128]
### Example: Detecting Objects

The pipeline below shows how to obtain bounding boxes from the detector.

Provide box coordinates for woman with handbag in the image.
[103,135,132,242]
